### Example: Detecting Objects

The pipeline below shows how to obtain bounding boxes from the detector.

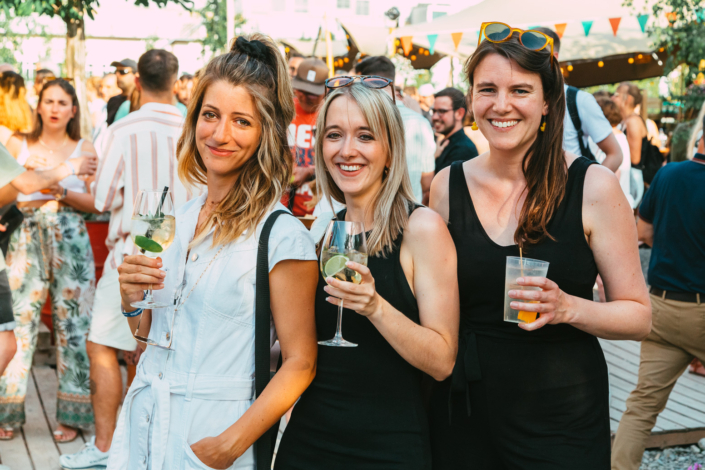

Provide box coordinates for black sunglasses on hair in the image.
[325,75,396,104]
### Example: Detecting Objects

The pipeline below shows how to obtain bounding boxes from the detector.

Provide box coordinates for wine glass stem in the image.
[334,299,344,340]
[144,287,154,303]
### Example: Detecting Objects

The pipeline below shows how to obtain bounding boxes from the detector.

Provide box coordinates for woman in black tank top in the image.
[276,82,459,469]
[428,31,651,469]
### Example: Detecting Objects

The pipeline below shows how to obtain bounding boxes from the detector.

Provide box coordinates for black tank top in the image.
[448,157,598,342]
[275,205,431,470]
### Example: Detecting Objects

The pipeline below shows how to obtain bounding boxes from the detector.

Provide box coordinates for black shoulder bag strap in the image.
[254,209,290,470]
[566,86,596,161]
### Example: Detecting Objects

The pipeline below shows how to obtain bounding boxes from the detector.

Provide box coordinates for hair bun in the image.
[234,36,270,63]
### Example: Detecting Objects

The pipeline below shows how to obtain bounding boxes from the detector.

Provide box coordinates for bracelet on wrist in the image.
[121,292,147,317]
[55,187,67,201]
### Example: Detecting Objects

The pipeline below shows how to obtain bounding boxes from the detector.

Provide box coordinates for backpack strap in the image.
[566,86,596,161]
[254,209,290,470]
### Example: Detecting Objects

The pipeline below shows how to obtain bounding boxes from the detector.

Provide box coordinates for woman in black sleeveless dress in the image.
[275,81,459,469]
[428,29,651,469]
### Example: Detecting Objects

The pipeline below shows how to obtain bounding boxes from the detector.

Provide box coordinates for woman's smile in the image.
[488,119,520,130]
[335,162,367,177]
[205,144,238,158]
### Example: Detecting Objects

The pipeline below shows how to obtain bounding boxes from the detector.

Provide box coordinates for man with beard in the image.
[432,87,478,174]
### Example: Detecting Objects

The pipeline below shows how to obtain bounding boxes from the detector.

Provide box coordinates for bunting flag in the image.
[427,34,438,55]
[451,32,463,51]
[666,12,677,25]
[554,23,567,38]
[400,36,413,56]
[582,20,593,36]
[528,25,541,30]
[609,17,622,36]
[637,14,649,32]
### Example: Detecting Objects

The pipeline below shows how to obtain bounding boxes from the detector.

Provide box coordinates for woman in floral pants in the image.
[3,207,95,431]
[1,78,100,440]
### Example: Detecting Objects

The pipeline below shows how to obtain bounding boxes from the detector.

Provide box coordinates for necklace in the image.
[38,136,69,155]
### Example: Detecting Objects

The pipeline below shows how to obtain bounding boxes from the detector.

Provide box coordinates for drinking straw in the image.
[139,186,169,254]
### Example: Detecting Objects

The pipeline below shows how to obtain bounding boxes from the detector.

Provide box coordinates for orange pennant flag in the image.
[609,17,621,36]
[451,32,463,50]
[554,23,567,38]
[400,36,413,56]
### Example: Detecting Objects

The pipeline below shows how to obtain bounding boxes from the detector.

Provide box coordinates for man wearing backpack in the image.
[535,28,623,172]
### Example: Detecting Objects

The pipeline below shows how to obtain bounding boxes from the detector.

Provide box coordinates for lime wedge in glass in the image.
[134,235,163,253]
[324,254,349,278]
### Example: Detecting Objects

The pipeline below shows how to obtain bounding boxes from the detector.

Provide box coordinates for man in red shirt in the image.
[289,58,327,216]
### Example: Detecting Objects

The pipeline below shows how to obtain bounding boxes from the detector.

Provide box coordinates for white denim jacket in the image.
[107,192,316,470]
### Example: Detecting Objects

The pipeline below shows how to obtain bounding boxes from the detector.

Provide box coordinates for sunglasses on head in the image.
[325,75,396,103]
[478,22,554,67]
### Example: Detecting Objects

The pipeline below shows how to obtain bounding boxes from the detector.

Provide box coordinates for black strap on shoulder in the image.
[254,209,290,470]
[566,86,596,162]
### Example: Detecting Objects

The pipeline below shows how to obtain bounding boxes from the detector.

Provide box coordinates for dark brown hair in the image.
[28,78,81,142]
[465,33,567,248]
[137,49,179,93]
[597,98,622,127]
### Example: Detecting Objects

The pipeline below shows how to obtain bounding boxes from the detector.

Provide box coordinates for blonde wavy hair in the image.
[0,72,33,133]
[177,33,294,248]
[315,84,415,257]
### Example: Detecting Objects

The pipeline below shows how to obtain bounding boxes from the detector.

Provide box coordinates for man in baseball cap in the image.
[106,59,137,125]
[288,58,328,216]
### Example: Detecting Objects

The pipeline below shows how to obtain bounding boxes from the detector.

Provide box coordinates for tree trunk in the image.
[65,9,93,141]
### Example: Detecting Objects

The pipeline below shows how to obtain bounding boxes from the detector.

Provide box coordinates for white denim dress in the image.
[106,193,317,470]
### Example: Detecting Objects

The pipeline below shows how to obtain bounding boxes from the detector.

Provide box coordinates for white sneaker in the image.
[59,436,109,469]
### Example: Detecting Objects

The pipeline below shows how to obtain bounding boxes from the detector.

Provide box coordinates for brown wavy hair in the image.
[28,78,81,142]
[177,33,294,247]
[465,34,567,248]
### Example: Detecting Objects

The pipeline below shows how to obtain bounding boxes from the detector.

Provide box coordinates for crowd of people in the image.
[0,21,701,470]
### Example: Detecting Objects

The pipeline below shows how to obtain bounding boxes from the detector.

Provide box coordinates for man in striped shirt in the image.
[60,49,191,469]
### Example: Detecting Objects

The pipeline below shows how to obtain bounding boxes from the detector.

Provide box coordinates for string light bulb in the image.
[567,64,574,71]
[628,57,635,64]
[598,61,604,67]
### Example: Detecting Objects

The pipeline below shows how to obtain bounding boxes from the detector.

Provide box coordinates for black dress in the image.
[275,208,431,470]
[428,158,611,469]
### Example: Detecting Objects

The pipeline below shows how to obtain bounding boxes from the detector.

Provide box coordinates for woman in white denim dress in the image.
[107,34,319,470]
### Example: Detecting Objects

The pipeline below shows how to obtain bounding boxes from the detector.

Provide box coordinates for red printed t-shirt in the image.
[288,98,317,216]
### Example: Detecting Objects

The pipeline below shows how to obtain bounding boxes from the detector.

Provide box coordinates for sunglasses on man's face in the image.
[116,69,133,75]
[325,75,396,104]
[478,22,554,67]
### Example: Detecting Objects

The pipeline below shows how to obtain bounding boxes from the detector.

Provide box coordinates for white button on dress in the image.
[106,193,317,470]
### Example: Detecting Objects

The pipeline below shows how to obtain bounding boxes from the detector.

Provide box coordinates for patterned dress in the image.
[1,203,94,429]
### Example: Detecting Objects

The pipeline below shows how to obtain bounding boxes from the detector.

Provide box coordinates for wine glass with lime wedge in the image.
[319,220,368,347]
[130,188,176,309]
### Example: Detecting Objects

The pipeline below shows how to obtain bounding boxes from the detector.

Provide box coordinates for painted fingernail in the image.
[510,302,518,308]
[326,277,334,284]
[516,278,524,284]
[160,271,166,277]
[508,290,516,297]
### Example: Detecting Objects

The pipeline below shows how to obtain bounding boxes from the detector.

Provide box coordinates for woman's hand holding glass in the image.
[117,255,166,311]
[508,276,573,331]
[324,262,383,318]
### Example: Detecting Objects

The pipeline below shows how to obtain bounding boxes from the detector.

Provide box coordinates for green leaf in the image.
[134,235,163,253]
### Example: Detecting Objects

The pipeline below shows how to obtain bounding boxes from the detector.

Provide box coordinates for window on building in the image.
[295,0,308,12]
[356,0,369,15]
[337,0,350,8]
